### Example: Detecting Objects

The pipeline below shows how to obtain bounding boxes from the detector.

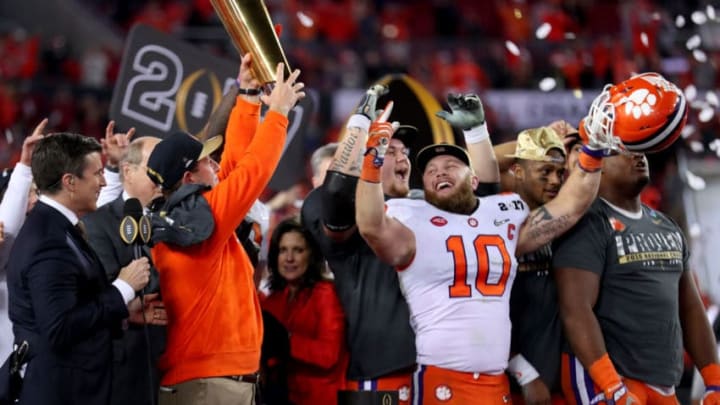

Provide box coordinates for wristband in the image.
[463,121,490,144]
[507,354,540,386]
[701,364,720,390]
[578,146,603,172]
[588,353,622,392]
[346,114,372,133]
[234,79,261,95]
[360,151,382,183]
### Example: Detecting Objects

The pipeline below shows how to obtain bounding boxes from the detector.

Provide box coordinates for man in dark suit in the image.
[7,133,151,405]
[83,136,167,405]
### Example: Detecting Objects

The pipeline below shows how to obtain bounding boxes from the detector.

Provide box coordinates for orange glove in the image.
[701,364,720,405]
[360,121,394,183]
[588,354,640,405]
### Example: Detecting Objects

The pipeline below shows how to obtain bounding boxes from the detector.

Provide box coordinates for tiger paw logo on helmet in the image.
[609,72,688,153]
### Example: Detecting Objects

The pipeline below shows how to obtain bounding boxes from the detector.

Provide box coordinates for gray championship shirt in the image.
[301,187,416,380]
[552,199,688,386]
[510,243,562,392]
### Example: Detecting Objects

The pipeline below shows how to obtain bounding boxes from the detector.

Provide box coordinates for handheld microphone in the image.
[120,198,144,260]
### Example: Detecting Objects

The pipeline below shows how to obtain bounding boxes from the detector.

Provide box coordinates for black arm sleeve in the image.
[474,182,501,197]
[320,170,359,232]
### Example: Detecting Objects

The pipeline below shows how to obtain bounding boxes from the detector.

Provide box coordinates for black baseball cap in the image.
[392,125,418,146]
[416,143,471,174]
[147,132,223,190]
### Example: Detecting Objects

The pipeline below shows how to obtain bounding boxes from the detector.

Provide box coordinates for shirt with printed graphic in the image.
[552,199,688,386]
[510,242,562,392]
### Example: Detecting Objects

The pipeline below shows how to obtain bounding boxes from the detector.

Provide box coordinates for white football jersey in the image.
[386,194,529,373]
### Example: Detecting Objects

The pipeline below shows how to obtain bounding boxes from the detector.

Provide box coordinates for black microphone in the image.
[120,198,144,260]
[121,198,158,405]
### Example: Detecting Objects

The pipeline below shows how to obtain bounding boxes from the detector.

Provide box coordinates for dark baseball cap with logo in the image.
[416,143,471,174]
[147,131,223,190]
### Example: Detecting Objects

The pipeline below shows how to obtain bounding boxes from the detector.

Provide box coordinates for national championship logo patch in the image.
[609,216,626,232]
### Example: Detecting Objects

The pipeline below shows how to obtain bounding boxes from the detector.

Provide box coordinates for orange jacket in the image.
[262,281,348,405]
[153,98,288,385]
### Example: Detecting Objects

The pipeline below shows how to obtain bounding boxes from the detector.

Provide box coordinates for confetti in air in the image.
[675,15,686,28]
[685,84,698,101]
[686,34,702,50]
[705,91,719,107]
[564,32,576,40]
[689,141,705,153]
[640,32,649,47]
[707,5,716,20]
[573,89,583,99]
[535,23,551,39]
[4,129,12,145]
[296,11,314,28]
[681,124,696,139]
[699,107,715,122]
[505,40,520,56]
[693,49,708,63]
[691,10,708,25]
[685,170,707,191]
[538,77,557,91]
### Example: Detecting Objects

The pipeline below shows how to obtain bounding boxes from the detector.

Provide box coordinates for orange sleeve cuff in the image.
[235,96,262,114]
[578,150,602,172]
[588,353,622,391]
[360,154,381,183]
[701,363,720,386]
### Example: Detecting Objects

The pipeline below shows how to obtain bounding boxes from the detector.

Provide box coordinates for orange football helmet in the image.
[582,72,688,153]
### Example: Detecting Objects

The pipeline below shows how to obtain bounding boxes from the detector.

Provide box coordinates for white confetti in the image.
[4,129,12,145]
[709,139,720,151]
[692,10,708,25]
[505,40,520,56]
[686,170,707,190]
[693,49,708,63]
[706,91,719,107]
[564,32,576,40]
[296,11,314,28]
[707,5,716,20]
[689,140,705,153]
[535,22,551,39]
[573,89,583,99]
[640,32,649,47]
[686,34,702,50]
[652,12,662,21]
[676,15,686,27]
[681,124,696,138]
[382,24,399,39]
[699,106,715,122]
[689,223,702,238]
[539,77,557,91]
[685,84,698,101]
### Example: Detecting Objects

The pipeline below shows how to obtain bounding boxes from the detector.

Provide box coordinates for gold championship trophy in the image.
[210,0,292,92]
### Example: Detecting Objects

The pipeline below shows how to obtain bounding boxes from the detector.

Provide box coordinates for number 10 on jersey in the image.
[446,235,511,298]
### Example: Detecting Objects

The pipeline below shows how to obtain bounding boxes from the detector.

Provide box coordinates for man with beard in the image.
[355,114,615,403]
[301,89,498,404]
[554,150,720,405]
[503,127,568,405]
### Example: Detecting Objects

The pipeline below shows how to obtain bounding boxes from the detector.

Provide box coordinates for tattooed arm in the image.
[516,165,601,256]
[315,86,387,242]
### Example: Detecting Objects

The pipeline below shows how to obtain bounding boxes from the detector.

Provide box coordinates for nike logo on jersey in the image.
[494,218,510,226]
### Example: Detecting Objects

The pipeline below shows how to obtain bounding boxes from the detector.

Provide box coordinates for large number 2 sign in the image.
[446,235,511,298]
[121,45,184,132]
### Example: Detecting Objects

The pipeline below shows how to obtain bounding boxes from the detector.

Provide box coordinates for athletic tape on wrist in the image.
[463,122,490,144]
[347,114,371,133]
[507,354,540,386]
